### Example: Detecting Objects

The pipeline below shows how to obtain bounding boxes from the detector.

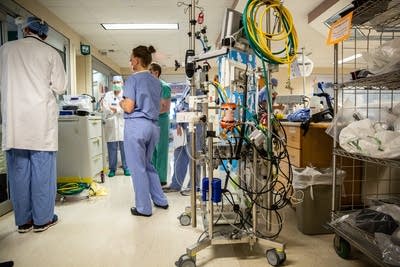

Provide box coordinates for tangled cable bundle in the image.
[242,0,298,65]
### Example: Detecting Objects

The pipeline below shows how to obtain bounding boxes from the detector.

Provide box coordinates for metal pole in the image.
[302,47,306,95]
[207,123,214,238]
[332,43,338,219]
[189,0,197,228]
[266,7,272,233]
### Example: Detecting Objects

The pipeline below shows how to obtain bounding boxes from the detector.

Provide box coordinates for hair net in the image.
[112,76,123,83]
[24,17,49,36]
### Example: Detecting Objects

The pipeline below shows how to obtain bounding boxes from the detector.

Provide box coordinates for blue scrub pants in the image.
[107,141,128,171]
[169,145,189,190]
[170,124,203,190]
[6,149,56,226]
[124,118,168,215]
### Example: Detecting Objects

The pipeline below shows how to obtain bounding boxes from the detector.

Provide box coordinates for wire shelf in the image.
[333,148,400,168]
[352,0,400,30]
[340,70,400,90]
[330,211,390,267]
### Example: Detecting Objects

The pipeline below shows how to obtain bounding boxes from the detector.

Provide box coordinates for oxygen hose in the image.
[242,0,298,154]
[57,182,88,195]
[242,0,298,65]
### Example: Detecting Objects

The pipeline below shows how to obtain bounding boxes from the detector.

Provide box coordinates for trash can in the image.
[293,167,345,235]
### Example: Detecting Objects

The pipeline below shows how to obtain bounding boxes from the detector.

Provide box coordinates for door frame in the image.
[0,9,13,216]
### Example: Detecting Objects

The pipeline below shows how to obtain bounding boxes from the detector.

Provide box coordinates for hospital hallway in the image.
[0,170,376,267]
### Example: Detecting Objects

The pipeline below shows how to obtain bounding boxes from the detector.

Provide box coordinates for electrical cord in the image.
[57,182,88,195]
[209,82,226,103]
[242,0,298,65]
[206,134,287,233]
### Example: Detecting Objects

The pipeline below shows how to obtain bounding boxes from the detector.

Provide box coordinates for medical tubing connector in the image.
[242,0,298,65]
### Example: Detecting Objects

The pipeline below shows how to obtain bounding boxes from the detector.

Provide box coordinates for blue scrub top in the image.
[123,71,161,121]
[258,87,267,103]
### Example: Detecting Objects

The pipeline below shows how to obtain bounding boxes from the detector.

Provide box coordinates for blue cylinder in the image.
[202,177,209,201]
[212,178,222,203]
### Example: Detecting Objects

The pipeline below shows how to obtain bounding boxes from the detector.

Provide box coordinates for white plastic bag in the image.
[362,38,400,75]
[292,167,345,200]
[339,119,400,158]
[292,167,345,188]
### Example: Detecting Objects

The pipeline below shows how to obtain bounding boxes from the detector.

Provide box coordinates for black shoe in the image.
[160,181,167,186]
[163,186,179,193]
[180,189,191,196]
[130,207,152,217]
[33,215,58,232]
[17,222,33,233]
[154,203,169,210]
[0,261,14,267]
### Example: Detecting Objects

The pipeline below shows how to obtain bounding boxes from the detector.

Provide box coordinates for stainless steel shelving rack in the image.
[331,1,400,266]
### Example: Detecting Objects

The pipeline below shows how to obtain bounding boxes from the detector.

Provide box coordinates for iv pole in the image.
[189,0,197,228]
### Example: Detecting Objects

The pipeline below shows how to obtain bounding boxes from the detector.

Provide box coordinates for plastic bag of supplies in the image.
[339,119,400,158]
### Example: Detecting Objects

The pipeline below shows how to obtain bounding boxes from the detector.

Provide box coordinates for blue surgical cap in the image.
[271,78,278,87]
[25,17,49,36]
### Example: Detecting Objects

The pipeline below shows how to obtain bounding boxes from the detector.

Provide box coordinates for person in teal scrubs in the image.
[149,63,171,186]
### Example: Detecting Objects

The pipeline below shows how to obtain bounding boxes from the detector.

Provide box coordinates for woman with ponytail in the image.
[120,45,169,217]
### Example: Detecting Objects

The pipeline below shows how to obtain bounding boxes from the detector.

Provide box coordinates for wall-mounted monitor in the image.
[220,8,243,44]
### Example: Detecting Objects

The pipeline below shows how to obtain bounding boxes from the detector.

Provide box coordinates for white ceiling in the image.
[36,0,338,69]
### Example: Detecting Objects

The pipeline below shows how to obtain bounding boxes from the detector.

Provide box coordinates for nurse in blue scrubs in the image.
[120,45,168,217]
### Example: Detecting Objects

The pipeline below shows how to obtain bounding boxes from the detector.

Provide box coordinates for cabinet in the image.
[280,122,361,205]
[282,122,332,168]
[57,116,104,184]
[330,1,400,266]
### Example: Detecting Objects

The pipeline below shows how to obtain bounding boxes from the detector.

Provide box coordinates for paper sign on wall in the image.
[326,12,353,45]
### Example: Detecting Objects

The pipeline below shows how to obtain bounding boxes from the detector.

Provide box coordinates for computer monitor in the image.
[220,8,243,41]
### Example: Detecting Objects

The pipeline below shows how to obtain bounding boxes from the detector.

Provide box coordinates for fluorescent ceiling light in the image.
[338,53,362,64]
[102,23,179,30]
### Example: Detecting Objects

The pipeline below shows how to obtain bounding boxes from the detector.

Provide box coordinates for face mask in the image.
[112,84,122,91]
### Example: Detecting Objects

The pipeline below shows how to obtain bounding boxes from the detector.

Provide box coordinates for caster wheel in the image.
[178,213,191,226]
[333,234,351,259]
[100,172,105,183]
[266,248,286,266]
[175,254,195,267]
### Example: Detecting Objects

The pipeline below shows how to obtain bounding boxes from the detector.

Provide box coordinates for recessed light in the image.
[101,23,179,30]
[338,53,362,64]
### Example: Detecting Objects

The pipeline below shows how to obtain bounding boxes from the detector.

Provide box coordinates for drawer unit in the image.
[88,137,102,158]
[87,119,102,138]
[282,123,332,169]
[286,146,301,167]
[284,125,301,149]
[90,155,103,177]
[57,116,104,183]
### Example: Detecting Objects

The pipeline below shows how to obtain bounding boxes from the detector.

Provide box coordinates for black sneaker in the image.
[154,203,169,209]
[33,215,58,232]
[163,187,179,193]
[130,207,152,217]
[17,222,33,233]
[0,261,14,267]
[180,189,191,196]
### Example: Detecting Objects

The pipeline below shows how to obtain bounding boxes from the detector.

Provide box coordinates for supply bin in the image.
[293,167,345,235]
